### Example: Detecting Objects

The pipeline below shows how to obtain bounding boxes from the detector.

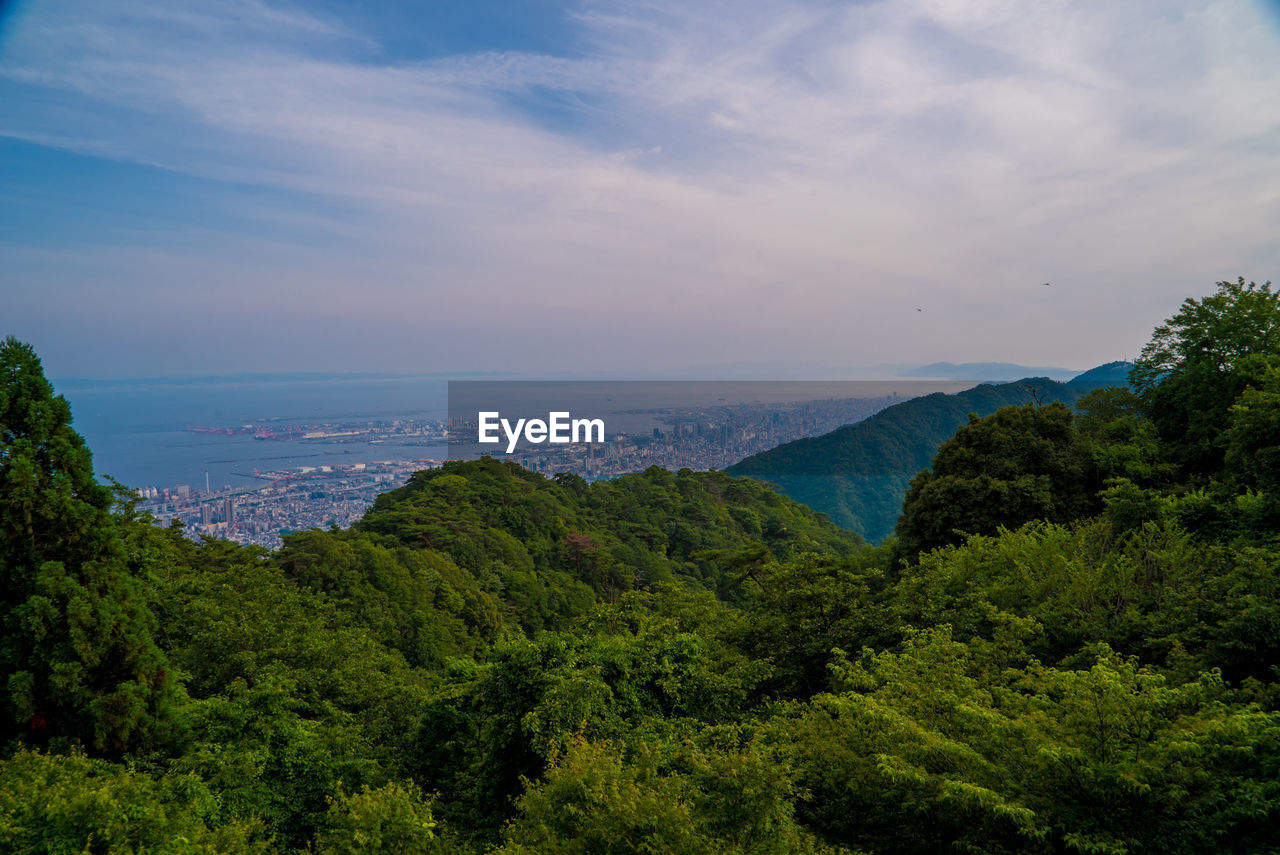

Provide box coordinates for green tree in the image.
[1074,386,1170,488]
[497,737,841,855]
[895,403,1097,558]
[737,550,895,697]
[316,781,442,855]
[0,747,266,854]
[0,337,176,755]
[497,739,709,855]
[777,628,1280,855]
[1224,368,1280,494]
[1131,278,1280,477]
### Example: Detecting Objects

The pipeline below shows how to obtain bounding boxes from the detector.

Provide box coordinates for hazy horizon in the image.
[46,359,1099,386]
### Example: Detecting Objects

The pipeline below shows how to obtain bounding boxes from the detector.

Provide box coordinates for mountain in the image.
[1065,360,1135,392]
[900,361,1079,382]
[727,364,1132,542]
[348,457,863,625]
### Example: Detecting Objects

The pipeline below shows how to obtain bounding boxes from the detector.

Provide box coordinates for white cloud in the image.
[2,0,1279,375]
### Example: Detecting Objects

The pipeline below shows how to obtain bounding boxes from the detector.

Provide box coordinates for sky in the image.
[2,0,1279,378]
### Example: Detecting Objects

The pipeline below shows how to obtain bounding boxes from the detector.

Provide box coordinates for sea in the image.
[57,375,450,491]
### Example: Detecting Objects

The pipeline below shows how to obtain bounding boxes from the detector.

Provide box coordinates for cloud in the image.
[2,0,1279,375]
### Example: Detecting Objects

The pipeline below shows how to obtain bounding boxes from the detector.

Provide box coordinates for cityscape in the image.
[131,415,448,547]
[134,394,900,547]
[494,395,899,477]
[135,458,438,549]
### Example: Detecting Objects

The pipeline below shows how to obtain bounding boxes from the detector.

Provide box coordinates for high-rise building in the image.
[200,502,213,525]
[224,497,235,526]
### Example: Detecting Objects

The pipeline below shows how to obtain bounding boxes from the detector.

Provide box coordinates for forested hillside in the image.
[728,363,1133,541]
[2,279,1279,854]
[730,378,1062,539]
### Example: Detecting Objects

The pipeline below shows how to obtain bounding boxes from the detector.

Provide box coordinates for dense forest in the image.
[728,361,1132,541]
[2,278,1279,853]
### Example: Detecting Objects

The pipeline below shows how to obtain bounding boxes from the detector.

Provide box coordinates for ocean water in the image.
[57,376,449,490]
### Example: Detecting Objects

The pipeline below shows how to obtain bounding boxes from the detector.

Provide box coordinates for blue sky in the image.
[2,0,1279,378]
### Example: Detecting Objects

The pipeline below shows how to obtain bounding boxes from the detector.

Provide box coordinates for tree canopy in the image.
[3,277,1280,852]
[0,337,177,756]
[895,402,1097,556]
[1131,278,1280,477]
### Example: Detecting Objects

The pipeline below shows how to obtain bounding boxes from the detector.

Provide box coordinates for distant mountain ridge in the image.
[728,363,1134,542]
[900,361,1078,382]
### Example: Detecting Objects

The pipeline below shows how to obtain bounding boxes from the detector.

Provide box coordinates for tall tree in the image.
[0,337,175,755]
[895,402,1096,558]
[1130,278,1280,477]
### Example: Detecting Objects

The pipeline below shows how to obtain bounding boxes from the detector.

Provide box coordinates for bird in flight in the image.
[916,307,923,312]
[1043,282,1051,287]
